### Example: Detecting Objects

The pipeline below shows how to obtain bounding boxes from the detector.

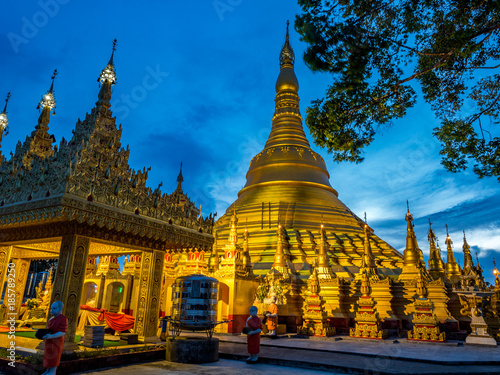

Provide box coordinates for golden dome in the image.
[275,66,299,93]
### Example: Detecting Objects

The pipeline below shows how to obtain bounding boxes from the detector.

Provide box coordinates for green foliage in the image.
[256,283,269,303]
[0,348,43,364]
[296,0,500,180]
[26,299,40,310]
[76,347,121,359]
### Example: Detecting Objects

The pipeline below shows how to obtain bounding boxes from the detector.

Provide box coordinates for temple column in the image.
[10,258,30,316]
[134,249,164,342]
[0,245,13,297]
[50,235,90,349]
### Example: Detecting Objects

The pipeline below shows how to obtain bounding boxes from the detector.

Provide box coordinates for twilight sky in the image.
[1,0,499,282]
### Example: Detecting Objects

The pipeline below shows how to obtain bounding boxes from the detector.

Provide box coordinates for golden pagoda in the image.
[214,22,403,284]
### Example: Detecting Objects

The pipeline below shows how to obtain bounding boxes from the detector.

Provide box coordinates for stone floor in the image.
[5,333,500,374]
[75,333,500,375]
[78,359,338,375]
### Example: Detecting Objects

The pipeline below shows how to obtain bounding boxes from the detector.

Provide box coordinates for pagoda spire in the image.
[462,230,474,273]
[427,219,445,279]
[359,213,380,279]
[176,161,183,192]
[493,258,500,290]
[444,225,461,283]
[316,223,335,279]
[273,221,286,269]
[265,20,306,149]
[0,92,11,135]
[242,223,252,271]
[228,208,238,246]
[208,232,220,273]
[36,69,57,129]
[97,39,117,106]
[403,202,421,268]
[0,92,11,163]
[399,202,431,281]
[317,224,329,268]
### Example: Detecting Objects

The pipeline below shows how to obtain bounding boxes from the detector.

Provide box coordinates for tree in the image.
[295,0,500,180]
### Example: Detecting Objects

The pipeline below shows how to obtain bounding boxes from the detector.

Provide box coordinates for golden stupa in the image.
[214,23,404,279]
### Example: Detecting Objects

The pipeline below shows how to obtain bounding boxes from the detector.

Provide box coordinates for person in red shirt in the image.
[245,306,262,362]
[42,301,68,375]
[266,296,278,336]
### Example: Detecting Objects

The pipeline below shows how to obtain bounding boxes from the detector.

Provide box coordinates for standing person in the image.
[42,301,68,375]
[266,296,278,336]
[245,306,262,362]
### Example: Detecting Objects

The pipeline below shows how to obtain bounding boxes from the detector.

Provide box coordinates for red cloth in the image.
[79,305,135,331]
[267,303,278,330]
[101,311,135,331]
[246,316,262,355]
[43,314,67,368]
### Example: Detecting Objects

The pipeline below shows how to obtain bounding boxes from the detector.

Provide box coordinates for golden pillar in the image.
[50,235,90,348]
[134,249,164,342]
[10,258,30,316]
[0,245,13,296]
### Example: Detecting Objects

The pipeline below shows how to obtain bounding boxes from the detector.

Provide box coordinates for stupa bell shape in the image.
[215,24,403,277]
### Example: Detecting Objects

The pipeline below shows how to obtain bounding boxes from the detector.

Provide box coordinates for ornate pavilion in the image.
[1,26,499,347]
[0,43,213,347]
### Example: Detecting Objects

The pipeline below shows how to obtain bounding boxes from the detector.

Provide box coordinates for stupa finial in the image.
[99,39,117,85]
[279,20,295,67]
[37,69,57,114]
[0,92,11,133]
[176,161,183,192]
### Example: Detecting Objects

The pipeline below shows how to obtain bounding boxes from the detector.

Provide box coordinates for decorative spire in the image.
[493,258,500,290]
[317,224,330,267]
[315,223,335,279]
[444,225,461,283]
[360,213,379,279]
[242,223,252,270]
[228,209,238,245]
[403,201,422,268]
[273,222,286,268]
[99,39,117,85]
[208,232,220,272]
[427,219,445,279]
[37,69,57,114]
[0,92,11,134]
[360,270,371,297]
[279,20,295,67]
[416,272,427,299]
[462,230,474,272]
[176,161,183,192]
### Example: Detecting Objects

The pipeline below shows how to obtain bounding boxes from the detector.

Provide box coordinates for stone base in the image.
[143,335,162,343]
[166,337,219,364]
[120,333,139,344]
[261,324,286,335]
[465,334,498,347]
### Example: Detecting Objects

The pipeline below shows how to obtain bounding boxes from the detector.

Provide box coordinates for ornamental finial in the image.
[37,69,57,114]
[405,200,413,222]
[279,20,295,67]
[0,92,11,132]
[99,39,117,85]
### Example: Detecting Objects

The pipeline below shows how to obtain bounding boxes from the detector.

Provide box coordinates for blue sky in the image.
[1,0,499,282]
